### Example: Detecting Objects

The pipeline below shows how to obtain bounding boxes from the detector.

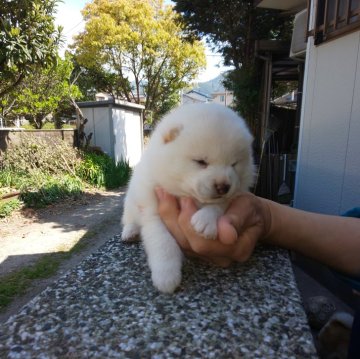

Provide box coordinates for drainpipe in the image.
[257,53,272,147]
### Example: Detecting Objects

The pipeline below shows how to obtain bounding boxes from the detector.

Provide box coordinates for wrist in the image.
[258,197,276,242]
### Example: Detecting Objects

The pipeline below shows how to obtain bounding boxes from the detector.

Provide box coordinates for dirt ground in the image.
[0,188,127,322]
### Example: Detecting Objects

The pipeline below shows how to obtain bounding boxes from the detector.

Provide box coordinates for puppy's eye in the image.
[193,159,208,168]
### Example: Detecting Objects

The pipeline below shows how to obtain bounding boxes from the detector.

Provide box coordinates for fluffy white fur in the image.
[121,103,255,293]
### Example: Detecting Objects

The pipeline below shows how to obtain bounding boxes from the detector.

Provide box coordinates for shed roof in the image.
[77,99,144,112]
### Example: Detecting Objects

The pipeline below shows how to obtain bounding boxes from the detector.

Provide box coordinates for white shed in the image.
[78,99,144,167]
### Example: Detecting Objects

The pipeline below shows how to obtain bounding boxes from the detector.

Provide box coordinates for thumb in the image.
[217,216,239,244]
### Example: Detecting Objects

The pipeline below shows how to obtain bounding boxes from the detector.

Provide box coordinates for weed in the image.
[20,174,83,208]
[0,198,22,218]
[76,153,131,189]
[0,135,131,217]
[0,254,63,310]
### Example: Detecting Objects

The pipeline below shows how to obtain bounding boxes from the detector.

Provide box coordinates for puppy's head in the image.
[151,103,255,204]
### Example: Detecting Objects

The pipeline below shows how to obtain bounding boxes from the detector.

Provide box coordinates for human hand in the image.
[155,188,271,267]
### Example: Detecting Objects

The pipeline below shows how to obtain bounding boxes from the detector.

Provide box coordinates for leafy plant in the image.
[0,198,22,218]
[12,55,82,129]
[76,152,131,189]
[0,135,131,216]
[20,174,83,208]
[0,0,62,99]
[2,135,81,176]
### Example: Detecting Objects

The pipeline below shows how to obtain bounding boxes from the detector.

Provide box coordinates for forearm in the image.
[261,198,360,276]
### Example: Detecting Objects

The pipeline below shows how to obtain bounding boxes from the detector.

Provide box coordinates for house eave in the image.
[255,0,306,11]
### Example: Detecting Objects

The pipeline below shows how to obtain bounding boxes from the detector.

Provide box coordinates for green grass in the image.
[0,254,63,309]
[0,219,115,311]
[0,198,22,218]
[0,245,88,310]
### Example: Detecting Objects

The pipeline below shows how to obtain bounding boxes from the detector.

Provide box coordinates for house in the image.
[256,0,360,215]
[95,92,113,101]
[211,90,234,107]
[181,90,212,105]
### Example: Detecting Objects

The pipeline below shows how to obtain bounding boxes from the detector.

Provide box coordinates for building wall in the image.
[211,92,234,107]
[294,31,360,214]
[113,108,143,167]
[182,92,209,105]
[82,107,112,156]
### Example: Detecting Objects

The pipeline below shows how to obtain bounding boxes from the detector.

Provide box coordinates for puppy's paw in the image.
[151,265,181,294]
[121,223,140,243]
[191,207,219,239]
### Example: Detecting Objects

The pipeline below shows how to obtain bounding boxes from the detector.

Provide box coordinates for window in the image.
[220,95,225,102]
[314,0,360,45]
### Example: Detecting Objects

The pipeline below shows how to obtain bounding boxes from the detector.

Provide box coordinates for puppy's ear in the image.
[162,125,183,144]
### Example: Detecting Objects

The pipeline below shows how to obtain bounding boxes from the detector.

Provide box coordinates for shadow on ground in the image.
[0,188,127,322]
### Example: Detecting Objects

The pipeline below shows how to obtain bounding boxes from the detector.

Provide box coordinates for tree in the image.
[72,0,206,122]
[173,0,292,129]
[14,56,82,129]
[174,0,291,69]
[0,0,62,99]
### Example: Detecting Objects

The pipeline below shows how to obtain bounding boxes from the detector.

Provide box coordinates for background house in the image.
[256,0,360,215]
[188,74,234,107]
[211,90,234,107]
[255,0,360,312]
[181,89,212,105]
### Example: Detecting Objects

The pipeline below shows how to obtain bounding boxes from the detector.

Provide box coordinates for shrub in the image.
[76,152,131,189]
[0,169,33,192]
[0,135,131,216]
[2,135,81,176]
[0,137,83,212]
[20,173,83,208]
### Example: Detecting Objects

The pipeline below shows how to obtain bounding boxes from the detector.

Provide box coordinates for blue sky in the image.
[55,0,231,82]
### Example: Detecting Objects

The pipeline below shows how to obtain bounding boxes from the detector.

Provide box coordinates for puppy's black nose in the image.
[214,183,230,196]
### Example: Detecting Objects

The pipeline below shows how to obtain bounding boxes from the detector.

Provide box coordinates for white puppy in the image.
[121,103,255,293]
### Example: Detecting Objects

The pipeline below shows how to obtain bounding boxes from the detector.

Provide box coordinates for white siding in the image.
[79,101,143,167]
[113,108,143,167]
[82,107,112,156]
[294,31,360,214]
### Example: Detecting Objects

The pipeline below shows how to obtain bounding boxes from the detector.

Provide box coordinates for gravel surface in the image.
[0,237,317,358]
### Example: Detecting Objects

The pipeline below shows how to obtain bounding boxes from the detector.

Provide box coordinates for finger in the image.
[217,216,238,245]
[218,194,261,244]
[178,198,237,257]
[232,227,259,262]
[155,187,179,217]
[155,188,190,250]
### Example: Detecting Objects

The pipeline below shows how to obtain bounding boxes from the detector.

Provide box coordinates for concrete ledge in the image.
[0,239,317,358]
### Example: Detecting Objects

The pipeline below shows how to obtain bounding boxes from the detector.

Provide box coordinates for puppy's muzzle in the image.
[214,182,230,196]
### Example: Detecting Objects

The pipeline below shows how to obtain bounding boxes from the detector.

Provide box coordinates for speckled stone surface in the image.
[0,236,317,358]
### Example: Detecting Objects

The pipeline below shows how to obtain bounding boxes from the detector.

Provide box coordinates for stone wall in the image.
[0,129,77,154]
